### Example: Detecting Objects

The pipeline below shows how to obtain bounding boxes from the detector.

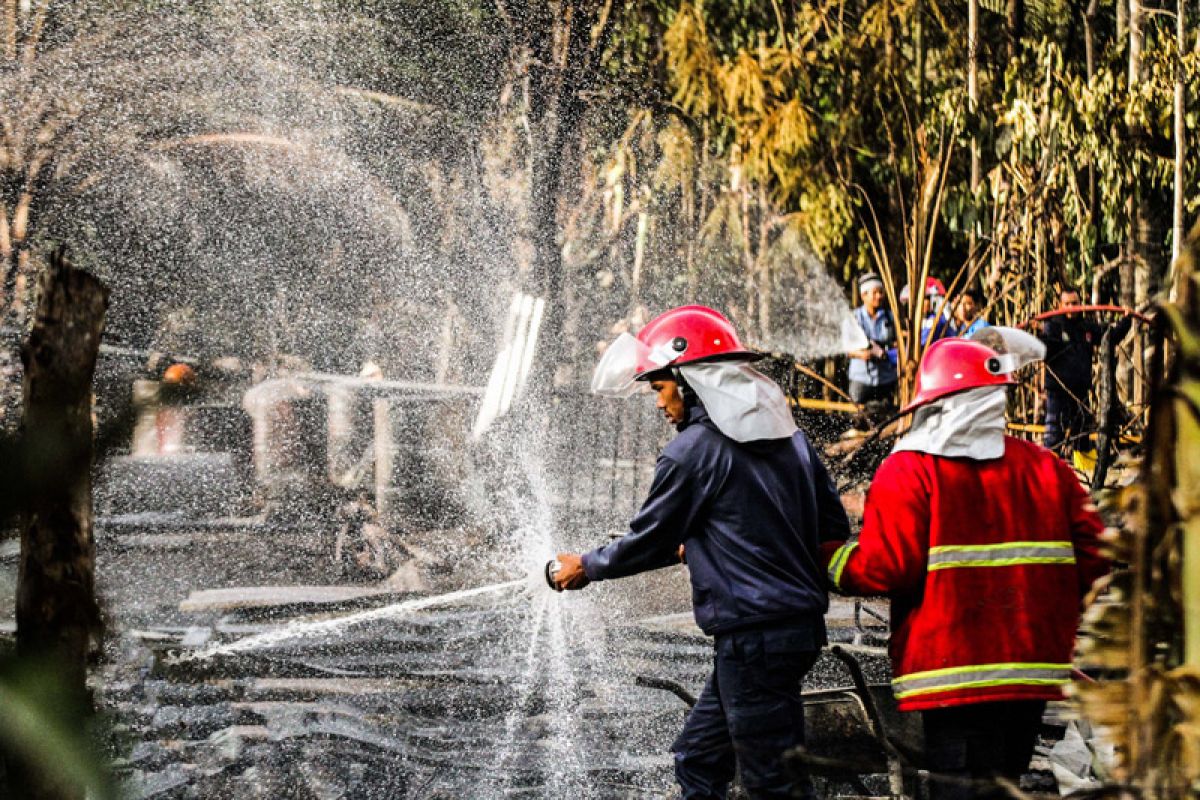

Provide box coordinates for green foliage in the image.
[593,0,1199,318]
[0,655,116,799]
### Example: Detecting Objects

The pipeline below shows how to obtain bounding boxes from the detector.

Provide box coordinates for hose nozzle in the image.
[544,559,562,592]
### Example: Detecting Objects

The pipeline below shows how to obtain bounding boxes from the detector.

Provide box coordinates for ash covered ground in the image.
[30,507,890,799]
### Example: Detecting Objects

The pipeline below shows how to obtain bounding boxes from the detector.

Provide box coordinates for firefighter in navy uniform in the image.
[823,329,1109,799]
[1039,287,1132,458]
[552,305,850,800]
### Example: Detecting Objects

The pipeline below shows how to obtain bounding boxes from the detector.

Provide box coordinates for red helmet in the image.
[633,305,760,378]
[900,338,1013,414]
[899,277,947,304]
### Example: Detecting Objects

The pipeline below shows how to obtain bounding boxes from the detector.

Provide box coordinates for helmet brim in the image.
[898,375,1016,416]
[633,349,764,381]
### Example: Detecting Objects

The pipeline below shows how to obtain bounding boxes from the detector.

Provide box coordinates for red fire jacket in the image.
[823,437,1108,712]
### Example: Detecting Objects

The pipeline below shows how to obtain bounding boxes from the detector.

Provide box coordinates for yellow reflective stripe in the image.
[892,662,1072,698]
[827,542,858,589]
[893,661,1072,684]
[929,557,1076,571]
[930,541,1073,554]
[895,678,1069,700]
[928,541,1075,570]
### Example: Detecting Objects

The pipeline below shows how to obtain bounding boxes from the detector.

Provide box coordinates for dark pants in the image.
[672,627,820,800]
[922,700,1046,800]
[1044,388,1092,454]
[849,380,897,405]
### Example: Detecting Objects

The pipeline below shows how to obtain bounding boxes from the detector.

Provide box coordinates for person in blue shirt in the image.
[555,305,851,800]
[954,287,990,338]
[900,277,959,344]
[847,272,898,405]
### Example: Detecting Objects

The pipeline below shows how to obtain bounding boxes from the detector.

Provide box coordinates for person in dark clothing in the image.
[558,305,851,800]
[1039,288,1131,456]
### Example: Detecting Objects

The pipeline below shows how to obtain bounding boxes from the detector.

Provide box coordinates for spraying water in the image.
[0,2,877,795]
[172,579,526,663]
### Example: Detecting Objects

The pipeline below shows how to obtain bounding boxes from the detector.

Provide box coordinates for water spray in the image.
[171,579,525,664]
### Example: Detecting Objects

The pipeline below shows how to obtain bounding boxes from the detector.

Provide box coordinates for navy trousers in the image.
[1044,389,1092,453]
[672,626,820,800]
[922,700,1046,800]
[849,379,897,406]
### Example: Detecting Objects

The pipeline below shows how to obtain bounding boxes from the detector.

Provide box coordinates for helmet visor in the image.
[968,326,1046,373]
[591,333,650,398]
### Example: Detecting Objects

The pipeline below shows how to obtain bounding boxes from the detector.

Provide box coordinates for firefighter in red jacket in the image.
[823,328,1108,800]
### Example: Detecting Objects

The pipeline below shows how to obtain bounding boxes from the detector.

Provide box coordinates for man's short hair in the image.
[1060,285,1082,299]
[641,368,675,384]
[964,287,985,305]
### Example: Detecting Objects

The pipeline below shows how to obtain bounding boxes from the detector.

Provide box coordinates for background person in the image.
[953,287,989,337]
[900,277,957,344]
[556,304,851,800]
[1038,287,1131,458]
[848,272,898,405]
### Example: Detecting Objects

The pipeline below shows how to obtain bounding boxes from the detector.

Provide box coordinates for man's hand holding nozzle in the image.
[552,553,590,591]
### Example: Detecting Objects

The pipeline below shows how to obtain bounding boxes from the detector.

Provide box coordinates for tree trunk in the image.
[1084,0,1100,276]
[1129,0,1143,87]
[968,0,980,253]
[1120,0,1144,405]
[13,248,108,800]
[1006,0,1024,60]
[1173,0,1187,266]
[523,0,608,393]
[1128,0,1165,412]
[914,0,926,113]
[756,182,771,340]
[1092,324,1121,489]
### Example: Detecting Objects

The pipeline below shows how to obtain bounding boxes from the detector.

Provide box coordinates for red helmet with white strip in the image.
[592,305,761,397]
[900,326,1045,414]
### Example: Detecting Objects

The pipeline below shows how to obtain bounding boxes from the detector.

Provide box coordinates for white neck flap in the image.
[893,385,1008,460]
[678,362,798,443]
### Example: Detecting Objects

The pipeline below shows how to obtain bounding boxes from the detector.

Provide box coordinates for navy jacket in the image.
[1041,315,1131,394]
[581,405,850,638]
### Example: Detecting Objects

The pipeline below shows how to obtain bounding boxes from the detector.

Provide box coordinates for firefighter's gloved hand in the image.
[553,553,590,591]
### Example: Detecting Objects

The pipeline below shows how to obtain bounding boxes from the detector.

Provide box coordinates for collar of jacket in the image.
[676,403,710,432]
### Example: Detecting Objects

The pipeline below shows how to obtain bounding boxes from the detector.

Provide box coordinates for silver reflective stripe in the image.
[893,662,1072,698]
[928,541,1075,571]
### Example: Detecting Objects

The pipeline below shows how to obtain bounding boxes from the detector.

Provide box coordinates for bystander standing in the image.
[954,287,989,337]
[848,272,898,406]
[1038,287,1130,458]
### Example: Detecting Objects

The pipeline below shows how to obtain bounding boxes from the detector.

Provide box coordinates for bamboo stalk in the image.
[4,0,16,61]
[1172,0,1186,267]
[0,201,11,261]
[1181,401,1200,666]
[740,176,754,328]
[757,181,770,339]
[21,0,49,65]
